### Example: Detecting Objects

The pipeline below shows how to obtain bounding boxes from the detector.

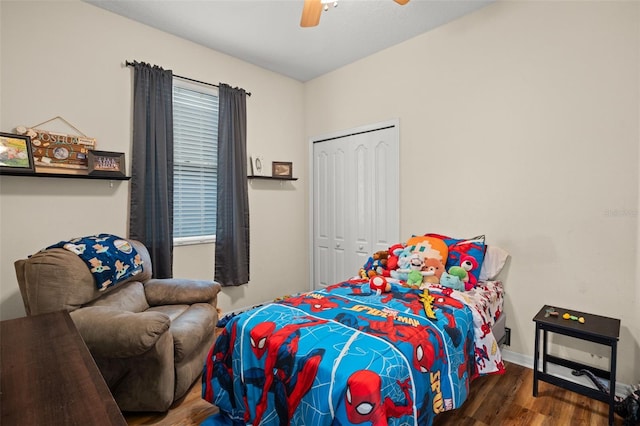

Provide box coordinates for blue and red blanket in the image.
[203,279,504,425]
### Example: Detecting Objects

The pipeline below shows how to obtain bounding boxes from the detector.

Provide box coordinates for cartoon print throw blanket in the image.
[45,233,143,291]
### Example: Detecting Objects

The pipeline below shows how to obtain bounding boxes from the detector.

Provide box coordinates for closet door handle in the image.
[336,242,341,248]
[359,245,364,250]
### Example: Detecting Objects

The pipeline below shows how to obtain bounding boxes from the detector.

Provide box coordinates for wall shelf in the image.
[0,170,131,180]
[248,175,298,181]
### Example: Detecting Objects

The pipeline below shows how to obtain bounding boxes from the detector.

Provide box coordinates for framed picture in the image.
[272,161,293,178]
[250,155,267,176]
[0,132,35,174]
[88,150,126,177]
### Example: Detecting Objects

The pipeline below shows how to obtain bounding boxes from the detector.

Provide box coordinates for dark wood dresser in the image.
[1,310,126,425]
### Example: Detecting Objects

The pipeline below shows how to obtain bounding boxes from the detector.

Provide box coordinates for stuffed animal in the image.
[406,270,424,288]
[372,250,388,263]
[390,247,413,281]
[359,253,383,278]
[360,250,392,278]
[447,264,468,284]
[390,269,407,282]
[360,256,375,278]
[369,275,391,295]
[386,243,404,271]
[373,250,390,277]
[395,252,425,275]
[448,255,479,291]
[410,253,426,270]
[422,258,445,284]
[459,255,479,289]
[405,235,449,265]
[439,272,465,291]
[372,259,388,277]
[394,252,441,287]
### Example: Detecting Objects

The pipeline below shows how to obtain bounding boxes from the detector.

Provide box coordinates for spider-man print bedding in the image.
[202,279,505,426]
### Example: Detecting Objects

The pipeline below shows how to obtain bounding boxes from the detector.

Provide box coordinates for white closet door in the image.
[369,127,399,254]
[313,138,348,287]
[312,123,399,290]
[352,133,373,269]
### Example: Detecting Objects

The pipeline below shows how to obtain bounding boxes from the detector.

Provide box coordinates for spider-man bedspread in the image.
[203,279,505,426]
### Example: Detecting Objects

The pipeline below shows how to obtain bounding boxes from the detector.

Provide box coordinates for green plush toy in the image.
[440,272,465,291]
[447,265,468,282]
[406,270,423,287]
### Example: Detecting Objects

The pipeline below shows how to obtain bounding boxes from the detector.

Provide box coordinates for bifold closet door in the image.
[313,137,348,287]
[312,125,398,290]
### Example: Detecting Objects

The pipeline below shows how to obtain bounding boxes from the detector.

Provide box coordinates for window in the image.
[172,79,219,245]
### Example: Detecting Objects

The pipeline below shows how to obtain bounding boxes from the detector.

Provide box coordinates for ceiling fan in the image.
[300,0,410,28]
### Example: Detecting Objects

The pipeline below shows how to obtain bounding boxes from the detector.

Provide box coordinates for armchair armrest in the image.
[70,306,170,358]
[144,278,221,306]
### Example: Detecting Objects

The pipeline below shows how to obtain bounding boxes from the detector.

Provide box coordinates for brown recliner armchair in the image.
[14,239,221,412]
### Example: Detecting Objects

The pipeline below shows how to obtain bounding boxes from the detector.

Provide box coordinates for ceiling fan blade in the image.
[394,0,410,4]
[300,0,323,27]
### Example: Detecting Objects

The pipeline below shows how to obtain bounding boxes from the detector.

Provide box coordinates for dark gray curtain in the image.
[215,84,249,286]
[129,62,174,278]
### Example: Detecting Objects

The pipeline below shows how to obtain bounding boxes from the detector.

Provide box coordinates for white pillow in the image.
[479,245,510,281]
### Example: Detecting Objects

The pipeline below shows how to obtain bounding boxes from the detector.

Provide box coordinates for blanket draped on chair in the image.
[45,234,143,291]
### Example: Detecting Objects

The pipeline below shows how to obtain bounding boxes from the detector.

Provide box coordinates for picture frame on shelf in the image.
[88,150,126,177]
[0,132,35,174]
[272,161,293,179]
[250,155,267,176]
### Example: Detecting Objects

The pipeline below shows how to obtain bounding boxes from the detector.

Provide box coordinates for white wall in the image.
[2,0,638,388]
[304,1,639,384]
[0,0,307,319]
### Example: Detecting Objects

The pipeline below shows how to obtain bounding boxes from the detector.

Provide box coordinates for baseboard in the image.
[501,349,629,397]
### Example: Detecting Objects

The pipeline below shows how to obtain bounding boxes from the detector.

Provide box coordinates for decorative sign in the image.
[29,129,96,169]
[16,119,96,171]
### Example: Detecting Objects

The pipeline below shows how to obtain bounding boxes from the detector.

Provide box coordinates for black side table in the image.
[533,305,620,426]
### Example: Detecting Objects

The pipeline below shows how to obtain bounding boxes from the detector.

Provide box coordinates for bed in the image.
[203,235,508,426]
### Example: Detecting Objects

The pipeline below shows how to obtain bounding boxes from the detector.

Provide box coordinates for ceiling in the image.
[86,0,493,82]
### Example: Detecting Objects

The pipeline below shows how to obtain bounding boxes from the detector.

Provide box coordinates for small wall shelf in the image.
[0,170,131,180]
[248,175,298,181]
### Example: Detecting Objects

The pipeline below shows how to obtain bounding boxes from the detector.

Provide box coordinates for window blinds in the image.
[173,84,219,239]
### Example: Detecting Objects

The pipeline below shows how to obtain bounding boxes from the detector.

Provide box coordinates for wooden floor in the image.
[432,362,623,426]
[123,380,218,426]
[124,361,623,425]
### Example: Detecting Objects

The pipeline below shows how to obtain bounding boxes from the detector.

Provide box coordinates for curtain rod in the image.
[125,61,251,96]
